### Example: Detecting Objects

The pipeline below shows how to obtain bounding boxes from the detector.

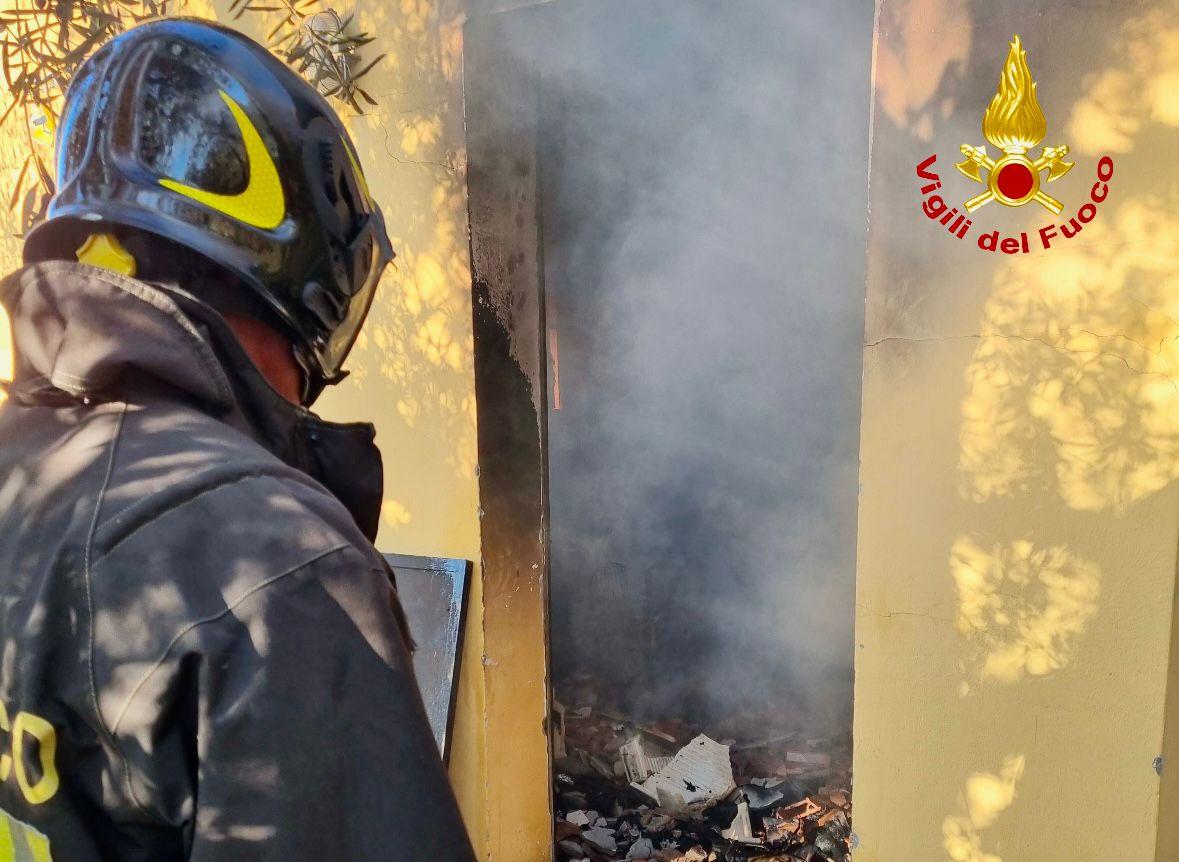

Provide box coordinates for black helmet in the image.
[24,17,394,404]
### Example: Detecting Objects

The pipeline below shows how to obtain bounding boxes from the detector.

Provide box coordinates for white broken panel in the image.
[721,800,760,845]
[631,734,736,817]
[620,734,674,783]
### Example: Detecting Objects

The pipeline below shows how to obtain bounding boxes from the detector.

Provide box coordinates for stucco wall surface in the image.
[857,1,1179,860]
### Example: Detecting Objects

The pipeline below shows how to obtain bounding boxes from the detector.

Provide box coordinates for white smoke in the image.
[481,0,872,730]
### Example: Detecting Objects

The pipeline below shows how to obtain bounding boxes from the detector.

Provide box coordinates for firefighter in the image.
[0,18,476,861]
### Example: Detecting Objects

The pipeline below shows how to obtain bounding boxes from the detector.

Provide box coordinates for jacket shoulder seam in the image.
[108,541,355,821]
[92,468,335,567]
[108,541,355,734]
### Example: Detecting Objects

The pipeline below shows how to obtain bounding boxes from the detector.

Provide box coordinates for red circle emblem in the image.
[996,162,1034,200]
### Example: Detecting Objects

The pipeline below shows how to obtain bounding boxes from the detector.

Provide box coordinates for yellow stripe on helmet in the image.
[159,90,286,231]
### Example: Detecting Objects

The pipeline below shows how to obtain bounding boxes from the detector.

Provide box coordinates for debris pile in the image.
[552,693,853,862]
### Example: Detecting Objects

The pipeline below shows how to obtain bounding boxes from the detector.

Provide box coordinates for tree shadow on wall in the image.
[958,194,1179,513]
[949,534,1101,690]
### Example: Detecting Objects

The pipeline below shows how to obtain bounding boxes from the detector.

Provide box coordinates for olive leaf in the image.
[236,0,384,112]
[0,0,169,231]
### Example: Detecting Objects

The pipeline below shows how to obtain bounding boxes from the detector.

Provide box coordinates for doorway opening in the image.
[466,1,871,857]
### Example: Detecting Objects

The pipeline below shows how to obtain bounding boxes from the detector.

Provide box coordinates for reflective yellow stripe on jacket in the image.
[0,809,51,862]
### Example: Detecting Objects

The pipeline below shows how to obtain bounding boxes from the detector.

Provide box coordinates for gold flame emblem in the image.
[956,35,1073,213]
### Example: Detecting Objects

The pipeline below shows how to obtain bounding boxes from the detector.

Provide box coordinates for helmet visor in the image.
[321,225,390,379]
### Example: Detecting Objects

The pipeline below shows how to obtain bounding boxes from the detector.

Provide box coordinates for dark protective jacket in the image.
[0,261,477,861]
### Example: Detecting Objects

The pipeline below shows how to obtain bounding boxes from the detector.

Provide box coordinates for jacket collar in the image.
[0,261,384,541]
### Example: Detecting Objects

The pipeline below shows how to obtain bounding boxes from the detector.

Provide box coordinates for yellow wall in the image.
[0,1,502,854]
[857,1,1179,860]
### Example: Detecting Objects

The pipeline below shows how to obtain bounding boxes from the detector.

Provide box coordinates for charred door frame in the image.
[465,7,555,859]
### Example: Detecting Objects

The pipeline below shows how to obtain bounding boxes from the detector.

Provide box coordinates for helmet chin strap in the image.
[292,345,348,407]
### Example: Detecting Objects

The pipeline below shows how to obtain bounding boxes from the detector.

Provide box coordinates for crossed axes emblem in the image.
[956,143,1074,214]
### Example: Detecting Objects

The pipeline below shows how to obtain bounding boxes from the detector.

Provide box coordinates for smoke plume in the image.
[484,0,872,731]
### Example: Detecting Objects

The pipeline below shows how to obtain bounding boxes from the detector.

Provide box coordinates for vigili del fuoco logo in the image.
[916,35,1114,254]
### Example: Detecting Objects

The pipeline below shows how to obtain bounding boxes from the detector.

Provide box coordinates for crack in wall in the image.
[855,602,957,626]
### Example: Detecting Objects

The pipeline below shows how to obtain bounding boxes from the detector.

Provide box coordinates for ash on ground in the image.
[552,679,853,862]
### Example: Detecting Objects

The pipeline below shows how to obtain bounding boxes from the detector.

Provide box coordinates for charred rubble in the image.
[551,679,853,862]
